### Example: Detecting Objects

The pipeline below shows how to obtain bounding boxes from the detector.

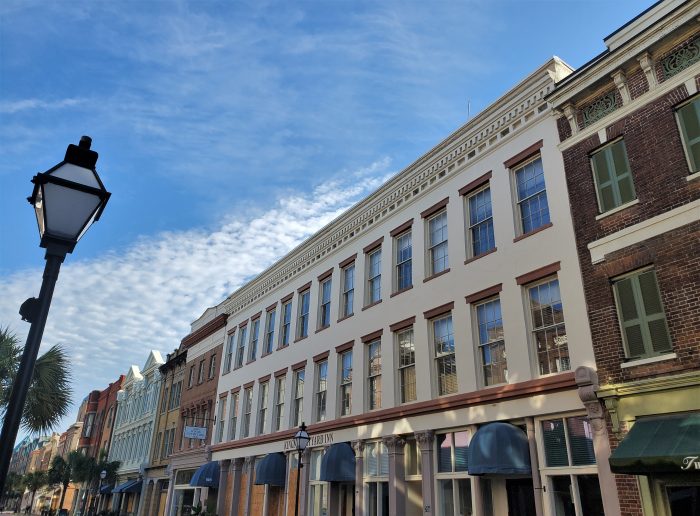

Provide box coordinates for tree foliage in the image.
[0,326,73,434]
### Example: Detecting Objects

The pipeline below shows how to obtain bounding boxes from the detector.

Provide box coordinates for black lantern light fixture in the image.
[0,136,111,495]
[293,422,309,516]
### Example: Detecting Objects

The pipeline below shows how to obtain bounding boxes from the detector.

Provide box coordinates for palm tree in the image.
[0,326,72,434]
[48,451,84,511]
[23,470,48,513]
[72,450,120,515]
[1,471,23,511]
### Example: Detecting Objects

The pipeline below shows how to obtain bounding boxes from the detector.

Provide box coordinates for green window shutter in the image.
[637,270,672,353]
[591,140,636,212]
[615,277,647,358]
[591,150,615,212]
[678,98,700,173]
[542,419,569,467]
[610,141,636,205]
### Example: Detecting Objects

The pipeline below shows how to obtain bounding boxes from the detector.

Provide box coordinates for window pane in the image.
[577,475,605,516]
[516,158,550,232]
[550,475,575,516]
[566,416,595,465]
[456,478,473,516]
[437,433,453,473]
[439,480,455,516]
[678,98,700,172]
[542,419,569,467]
[529,279,569,375]
[454,431,469,472]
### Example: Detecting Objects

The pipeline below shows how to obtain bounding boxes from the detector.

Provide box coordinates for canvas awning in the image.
[190,461,220,488]
[320,443,355,482]
[254,453,286,487]
[112,479,141,494]
[468,422,531,475]
[99,484,113,495]
[609,412,700,474]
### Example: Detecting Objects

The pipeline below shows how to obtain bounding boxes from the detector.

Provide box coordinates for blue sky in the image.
[0,0,653,437]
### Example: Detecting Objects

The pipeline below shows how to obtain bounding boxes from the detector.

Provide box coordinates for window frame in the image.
[208,354,217,379]
[314,360,328,422]
[235,325,248,369]
[248,318,260,363]
[216,396,227,443]
[465,184,496,258]
[263,309,276,356]
[426,210,449,276]
[526,276,569,377]
[241,386,253,438]
[512,155,550,236]
[257,381,269,435]
[338,350,353,417]
[273,375,286,432]
[435,429,473,516]
[366,248,382,305]
[292,369,305,427]
[431,313,457,396]
[223,333,235,374]
[674,94,700,174]
[318,278,332,329]
[227,391,239,441]
[297,290,311,339]
[366,339,382,410]
[341,264,355,318]
[280,300,292,348]
[197,360,205,384]
[395,327,417,404]
[394,230,413,292]
[473,296,508,387]
[589,138,636,214]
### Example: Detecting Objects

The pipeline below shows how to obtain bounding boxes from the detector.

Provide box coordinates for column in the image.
[229,458,244,516]
[468,425,483,516]
[576,366,622,516]
[415,430,435,516]
[242,457,255,516]
[383,436,405,515]
[163,471,175,516]
[141,479,156,516]
[217,460,231,516]
[525,417,544,516]
[299,449,311,516]
[351,440,364,516]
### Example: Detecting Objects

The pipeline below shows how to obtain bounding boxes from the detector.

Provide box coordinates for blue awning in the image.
[112,479,140,494]
[320,443,355,482]
[122,479,142,494]
[99,484,113,495]
[190,461,220,488]
[468,422,532,475]
[254,453,286,487]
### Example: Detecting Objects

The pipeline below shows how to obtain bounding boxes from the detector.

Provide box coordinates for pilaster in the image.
[352,440,365,516]
[242,456,255,516]
[382,435,406,515]
[414,430,435,516]
[229,458,244,516]
[217,460,230,516]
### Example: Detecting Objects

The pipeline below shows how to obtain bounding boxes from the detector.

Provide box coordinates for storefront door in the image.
[666,485,700,515]
[338,483,354,516]
[505,479,536,516]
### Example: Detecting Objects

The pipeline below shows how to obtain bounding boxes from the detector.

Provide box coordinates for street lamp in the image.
[293,423,309,516]
[0,136,111,495]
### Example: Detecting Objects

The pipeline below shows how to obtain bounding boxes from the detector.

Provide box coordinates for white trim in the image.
[620,353,677,369]
[687,171,700,182]
[595,199,640,220]
[588,199,700,263]
[597,128,608,144]
[684,77,698,96]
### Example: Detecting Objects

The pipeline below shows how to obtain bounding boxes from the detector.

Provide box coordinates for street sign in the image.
[183,426,207,439]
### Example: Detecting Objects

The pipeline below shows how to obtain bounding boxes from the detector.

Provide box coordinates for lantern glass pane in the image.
[43,182,101,240]
[50,163,101,188]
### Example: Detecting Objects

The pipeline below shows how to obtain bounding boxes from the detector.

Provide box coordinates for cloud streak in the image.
[0,159,392,431]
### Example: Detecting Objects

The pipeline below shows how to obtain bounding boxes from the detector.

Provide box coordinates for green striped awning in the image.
[609,412,700,474]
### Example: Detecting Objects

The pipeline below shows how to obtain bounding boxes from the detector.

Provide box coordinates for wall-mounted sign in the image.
[183,426,207,440]
[283,432,334,451]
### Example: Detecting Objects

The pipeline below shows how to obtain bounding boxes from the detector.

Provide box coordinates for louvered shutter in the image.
[542,419,569,467]
[566,416,596,466]
[615,277,647,358]
[637,270,672,353]
[678,99,700,172]
[592,150,615,212]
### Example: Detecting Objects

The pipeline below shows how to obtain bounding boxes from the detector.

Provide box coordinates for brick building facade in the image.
[549,1,700,515]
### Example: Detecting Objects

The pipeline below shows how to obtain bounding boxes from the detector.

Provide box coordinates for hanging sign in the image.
[183,426,207,439]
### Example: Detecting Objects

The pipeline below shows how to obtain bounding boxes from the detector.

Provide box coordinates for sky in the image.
[0,0,655,440]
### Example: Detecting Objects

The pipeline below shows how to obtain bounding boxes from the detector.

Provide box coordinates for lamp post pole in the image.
[293,423,309,516]
[0,136,111,496]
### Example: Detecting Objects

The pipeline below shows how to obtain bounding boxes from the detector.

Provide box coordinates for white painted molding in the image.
[620,353,677,369]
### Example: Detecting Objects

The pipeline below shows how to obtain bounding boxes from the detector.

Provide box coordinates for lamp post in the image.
[0,136,111,495]
[293,423,309,516]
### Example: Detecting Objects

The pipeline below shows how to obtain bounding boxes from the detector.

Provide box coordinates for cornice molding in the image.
[181,314,229,349]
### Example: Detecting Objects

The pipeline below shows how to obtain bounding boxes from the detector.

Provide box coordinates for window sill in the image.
[595,199,639,220]
[464,248,497,265]
[276,344,289,351]
[245,360,256,366]
[687,170,700,182]
[390,285,413,298]
[337,313,354,323]
[293,335,308,344]
[362,299,383,311]
[315,325,330,334]
[513,222,553,243]
[621,353,677,369]
[423,268,451,283]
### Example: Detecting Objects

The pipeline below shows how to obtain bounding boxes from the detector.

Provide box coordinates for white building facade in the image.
[108,350,165,515]
[208,58,621,516]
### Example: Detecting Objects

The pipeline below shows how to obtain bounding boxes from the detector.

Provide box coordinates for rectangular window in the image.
[433,315,457,395]
[235,325,247,368]
[224,334,235,373]
[367,249,382,304]
[264,310,276,355]
[364,441,389,477]
[197,360,205,384]
[319,278,332,328]
[227,392,239,440]
[160,387,169,413]
[216,397,227,443]
[676,96,700,173]
[395,232,412,291]
[475,298,508,386]
[467,187,495,257]
[528,278,569,375]
[208,354,217,379]
[367,340,382,410]
[241,387,253,438]
[248,319,260,363]
[428,211,449,275]
[273,376,286,432]
[540,416,602,516]
[341,264,355,317]
[315,360,328,422]
[515,157,550,234]
[188,366,195,388]
[309,450,329,516]
[339,351,353,416]
[298,290,310,339]
[613,268,671,359]
[280,301,292,348]
[257,382,269,435]
[154,432,162,462]
[436,431,471,515]
[590,139,636,213]
[396,328,416,403]
[292,370,305,427]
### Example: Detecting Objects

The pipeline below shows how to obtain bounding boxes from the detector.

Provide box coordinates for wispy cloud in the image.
[0,159,392,430]
[0,98,85,114]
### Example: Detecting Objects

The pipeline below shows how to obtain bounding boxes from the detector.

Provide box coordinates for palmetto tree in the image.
[0,326,72,434]
[1,471,23,510]
[23,470,48,513]
[72,450,120,515]
[48,451,84,510]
